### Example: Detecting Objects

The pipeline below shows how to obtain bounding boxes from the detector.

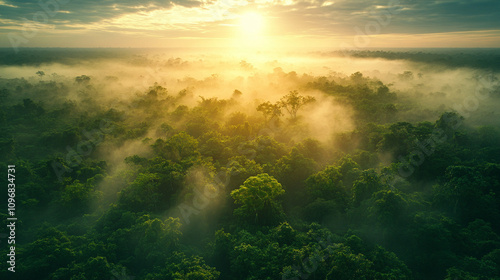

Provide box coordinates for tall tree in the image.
[256,101,282,121]
[278,90,315,120]
[231,173,285,225]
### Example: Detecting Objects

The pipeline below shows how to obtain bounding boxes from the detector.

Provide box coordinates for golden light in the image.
[234,11,268,50]
[239,12,264,37]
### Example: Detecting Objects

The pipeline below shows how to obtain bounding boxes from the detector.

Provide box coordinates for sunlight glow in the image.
[239,12,264,36]
[236,12,268,49]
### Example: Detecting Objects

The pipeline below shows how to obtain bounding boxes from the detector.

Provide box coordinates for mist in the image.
[2,48,500,280]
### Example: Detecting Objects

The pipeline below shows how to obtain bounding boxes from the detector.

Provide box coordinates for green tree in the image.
[432,166,499,224]
[119,173,162,211]
[231,173,285,225]
[352,169,385,206]
[278,90,315,120]
[36,70,45,79]
[225,156,264,190]
[18,227,77,278]
[75,75,91,84]
[134,217,182,269]
[273,148,317,202]
[377,122,415,156]
[250,136,287,165]
[295,138,327,164]
[51,256,121,280]
[326,246,374,280]
[145,252,220,280]
[152,132,200,165]
[59,179,100,210]
[257,101,282,121]
[303,161,352,221]
[408,212,460,279]
[199,131,232,164]
[369,190,408,226]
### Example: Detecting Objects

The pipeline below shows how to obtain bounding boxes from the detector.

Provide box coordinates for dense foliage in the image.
[1,50,500,280]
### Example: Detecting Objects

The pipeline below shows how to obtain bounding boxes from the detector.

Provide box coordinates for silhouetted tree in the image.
[257,101,282,121]
[278,90,315,119]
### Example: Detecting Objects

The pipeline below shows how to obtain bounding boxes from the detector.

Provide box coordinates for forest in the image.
[1,48,500,280]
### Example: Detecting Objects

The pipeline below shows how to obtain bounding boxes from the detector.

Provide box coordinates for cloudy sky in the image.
[1,0,499,49]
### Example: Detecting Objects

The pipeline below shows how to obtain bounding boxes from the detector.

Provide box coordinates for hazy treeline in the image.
[0,49,500,280]
[331,49,500,71]
[0,48,150,67]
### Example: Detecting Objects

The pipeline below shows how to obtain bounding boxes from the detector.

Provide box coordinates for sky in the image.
[1,0,500,50]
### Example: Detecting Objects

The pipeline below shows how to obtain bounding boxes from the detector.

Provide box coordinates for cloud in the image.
[0,0,208,25]
[0,0,499,48]
[0,0,18,8]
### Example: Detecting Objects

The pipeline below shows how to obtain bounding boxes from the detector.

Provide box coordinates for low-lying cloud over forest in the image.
[1,48,500,280]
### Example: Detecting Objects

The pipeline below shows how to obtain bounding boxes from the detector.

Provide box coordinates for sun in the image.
[239,12,264,36]
[234,11,269,49]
